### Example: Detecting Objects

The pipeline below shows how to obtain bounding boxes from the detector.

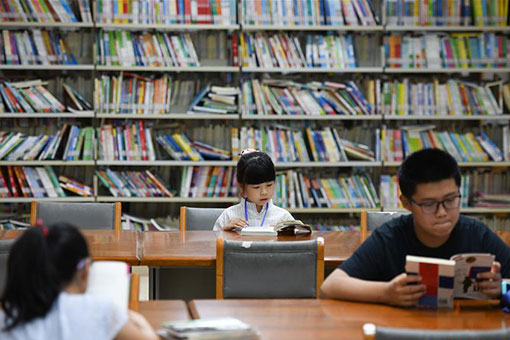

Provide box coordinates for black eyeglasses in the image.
[410,194,461,215]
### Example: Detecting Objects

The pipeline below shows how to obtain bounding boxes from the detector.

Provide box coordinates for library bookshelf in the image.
[0,0,509,230]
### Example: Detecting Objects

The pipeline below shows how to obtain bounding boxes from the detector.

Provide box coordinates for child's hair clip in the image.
[36,219,49,237]
[240,148,258,156]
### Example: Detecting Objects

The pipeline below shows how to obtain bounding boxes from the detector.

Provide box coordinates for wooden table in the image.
[0,229,140,265]
[139,300,190,331]
[141,230,360,267]
[189,299,510,340]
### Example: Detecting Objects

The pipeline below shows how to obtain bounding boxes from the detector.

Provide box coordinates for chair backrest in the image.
[0,239,15,295]
[360,210,410,243]
[216,237,324,299]
[30,201,122,232]
[180,206,225,232]
[363,323,510,340]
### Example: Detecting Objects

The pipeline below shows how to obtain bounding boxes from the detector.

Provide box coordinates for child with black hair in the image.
[321,148,510,307]
[0,223,158,340]
[213,150,293,231]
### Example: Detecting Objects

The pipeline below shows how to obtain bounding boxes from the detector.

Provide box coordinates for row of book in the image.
[179,166,236,198]
[240,33,356,69]
[0,166,65,198]
[1,29,77,65]
[385,33,510,69]
[98,122,156,161]
[96,169,173,197]
[239,126,374,162]
[381,79,501,116]
[94,73,173,114]
[380,126,503,162]
[386,0,510,27]
[0,124,94,161]
[96,31,200,67]
[243,0,379,26]
[242,79,373,116]
[273,171,379,209]
[0,79,91,113]
[0,0,90,23]
[96,0,237,25]
[157,133,230,161]
[187,85,239,114]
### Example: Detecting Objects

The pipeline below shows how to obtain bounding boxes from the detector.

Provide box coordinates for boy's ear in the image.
[400,194,412,211]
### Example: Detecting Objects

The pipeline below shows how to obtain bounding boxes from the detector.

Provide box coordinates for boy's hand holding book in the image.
[475,261,501,299]
[384,273,426,307]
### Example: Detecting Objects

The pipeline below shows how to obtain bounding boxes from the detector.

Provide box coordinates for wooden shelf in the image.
[385,67,510,73]
[96,196,239,203]
[97,113,240,120]
[386,25,510,32]
[242,24,383,31]
[288,208,381,213]
[96,23,239,30]
[241,115,382,120]
[0,160,94,166]
[0,22,93,28]
[242,67,383,73]
[0,197,94,203]
[0,64,94,70]
[0,112,94,118]
[383,115,510,121]
[383,161,510,168]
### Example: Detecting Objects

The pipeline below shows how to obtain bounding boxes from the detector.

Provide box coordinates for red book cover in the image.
[196,0,211,24]
[0,1,8,22]
[231,33,238,66]
[184,0,191,24]
[6,165,18,197]
[0,167,10,197]
[13,166,30,197]
[457,83,471,115]
[42,0,59,22]
[420,262,439,297]
[138,120,148,161]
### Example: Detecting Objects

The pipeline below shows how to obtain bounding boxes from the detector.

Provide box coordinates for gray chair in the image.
[360,210,410,242]
[216,237,324,299]
[180,206,225,231]
[363,323,510,340]
[0,239,15,295]
[30,201,122,231]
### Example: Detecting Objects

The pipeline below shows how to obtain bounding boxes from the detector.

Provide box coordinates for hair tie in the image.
[240,148,257,156]
[42,226,48,237]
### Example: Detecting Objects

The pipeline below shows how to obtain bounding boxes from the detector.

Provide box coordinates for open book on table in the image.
[86,261,130,311]
[239,220,312,236]
[158,317,259,340]
[406,253,495,309]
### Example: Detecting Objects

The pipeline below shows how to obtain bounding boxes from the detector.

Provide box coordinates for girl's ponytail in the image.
[1,223,89,331]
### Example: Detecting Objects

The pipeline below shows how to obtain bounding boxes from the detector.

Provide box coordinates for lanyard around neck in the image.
[244,200,269,226]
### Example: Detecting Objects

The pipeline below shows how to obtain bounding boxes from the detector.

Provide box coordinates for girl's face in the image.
[242,181,275,208]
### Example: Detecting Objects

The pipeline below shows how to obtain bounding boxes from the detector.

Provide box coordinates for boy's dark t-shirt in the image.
[340,214,510,281]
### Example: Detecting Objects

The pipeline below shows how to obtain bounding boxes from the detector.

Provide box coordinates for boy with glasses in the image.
[321,149,510,307]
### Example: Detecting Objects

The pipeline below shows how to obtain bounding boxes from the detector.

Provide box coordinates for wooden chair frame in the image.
[129,272,140,312]
[179,206,187,232]
[216,237,325,299]
[360,210,368,243]
[30,201,122,233]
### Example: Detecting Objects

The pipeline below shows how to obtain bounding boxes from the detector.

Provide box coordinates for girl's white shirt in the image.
[213,198,293,231]
[0,291,128,340]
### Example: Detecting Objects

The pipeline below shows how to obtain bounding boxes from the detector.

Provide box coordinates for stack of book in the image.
[63,83,93,113]
[95,0,237,25]
[242,79,374,116]
[159,317,259,340]
[0,79,66,113]
[0,0,82,23]
[241,33,357,69]
[180,166,236,198]
[382,78,502,116]
[58,175,93,197]
[0,166,65,198]
[96,31,200,67]
[0,219,29,229]
[239,126,375,162]
[242,0,378,26]
[1,30,77,65]
[386,0,510,26]
[0,125,94,161]
[381,126,503,162]
[157,132,230,161]
[96,169,173,198]
[187,85,239,115]
[98,121,156,161]
[274,170,379,209]
[385,33,510,69]
[121,213,175,231]
[95,73,172,114]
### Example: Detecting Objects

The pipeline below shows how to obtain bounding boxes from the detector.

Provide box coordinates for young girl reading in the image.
[0,223,158,340]
[213,150,293,231]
